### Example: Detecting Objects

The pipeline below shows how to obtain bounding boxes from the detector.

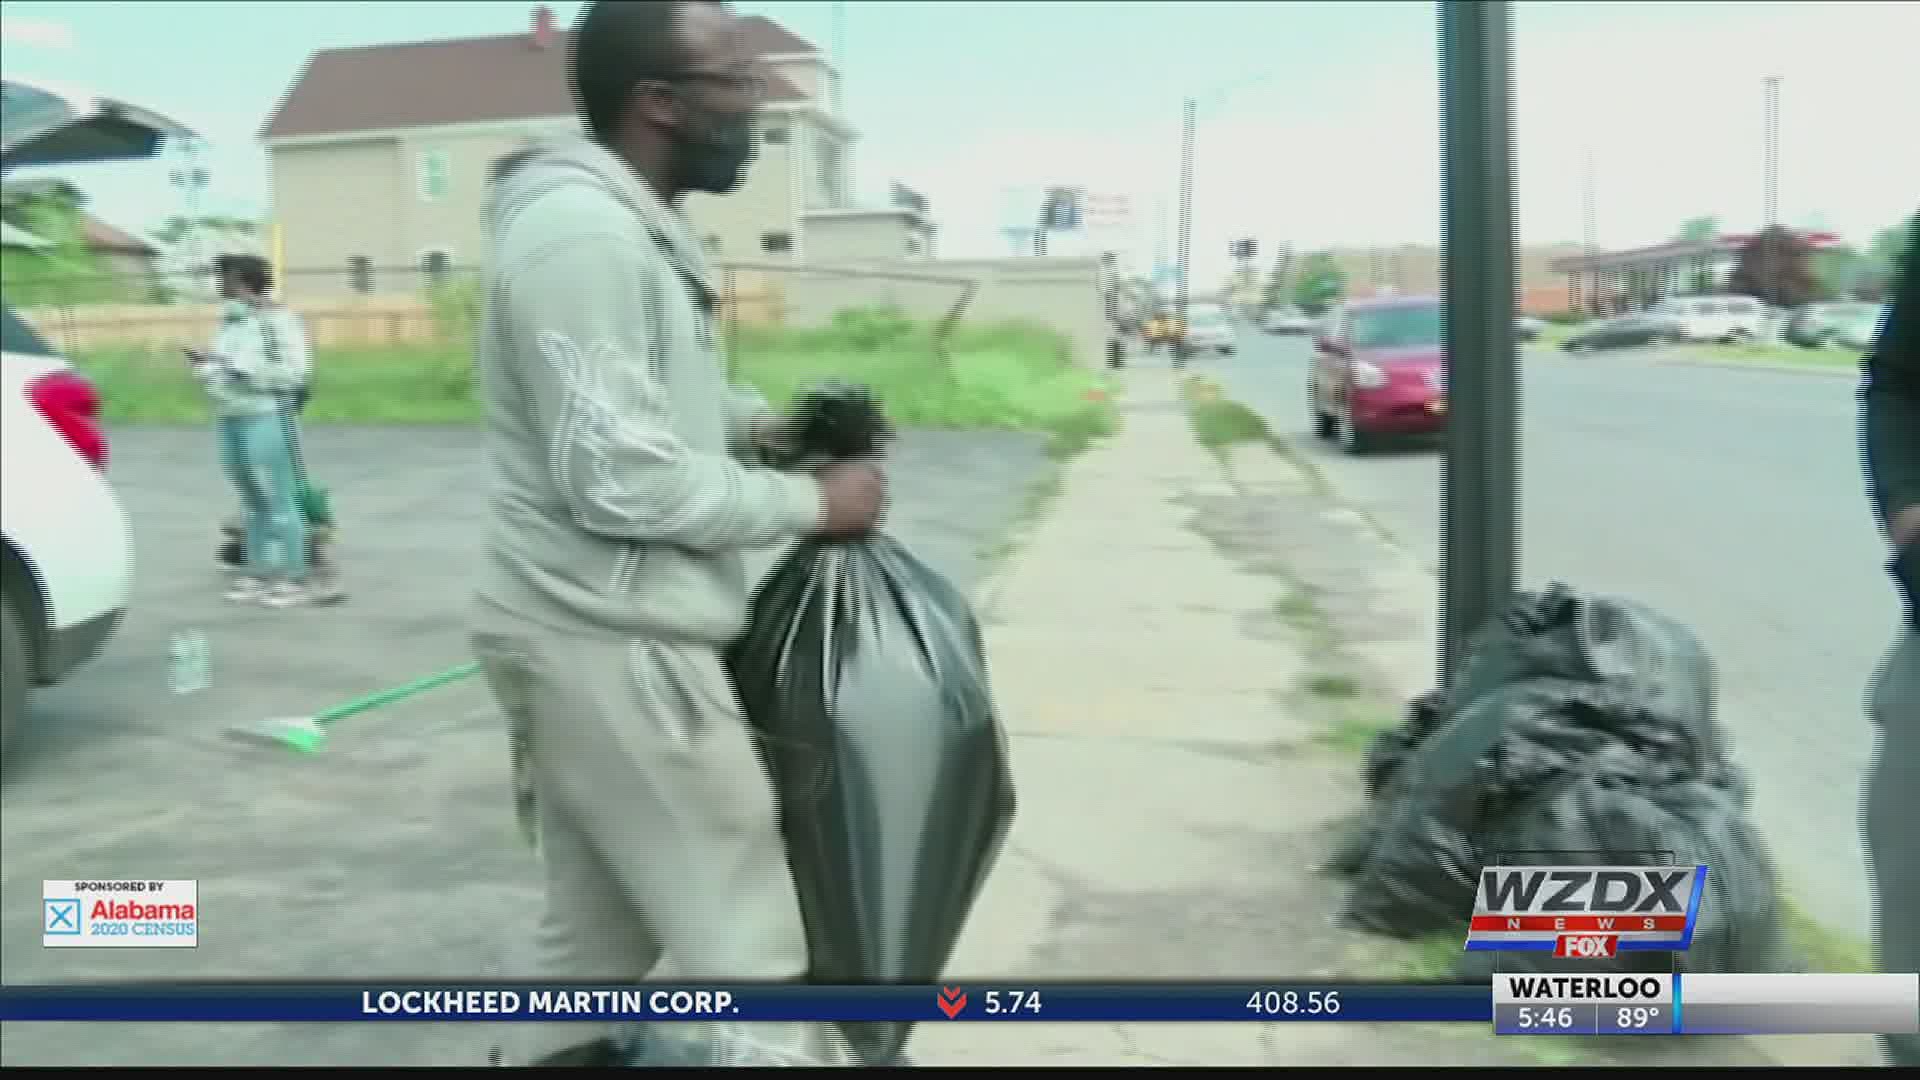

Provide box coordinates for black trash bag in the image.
[764,379,896,468]
[1363,690,1450,800]
[726,382,1017,1067]
[1455,688,1784,977]
[1441,584,1721,760]
[1339,585,1782,976]
[1323,691,1449,877]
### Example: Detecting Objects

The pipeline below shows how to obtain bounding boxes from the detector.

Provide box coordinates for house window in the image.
[417,148,450,203]
[760,232,793,255]
[420,249,452,283]
[759,125,789,145]
[348,256,372,294]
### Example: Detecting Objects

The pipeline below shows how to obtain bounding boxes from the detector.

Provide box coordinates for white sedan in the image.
[1184,304,1238,355]
[1263,308,1317,335]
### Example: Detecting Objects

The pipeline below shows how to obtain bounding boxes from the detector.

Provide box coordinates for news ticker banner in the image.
[1,977,1913,1036]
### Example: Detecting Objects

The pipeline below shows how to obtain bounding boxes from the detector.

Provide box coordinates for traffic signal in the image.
[1229,238,1256,260]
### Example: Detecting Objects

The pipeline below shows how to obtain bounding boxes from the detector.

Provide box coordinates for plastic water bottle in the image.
[169,631,211,694]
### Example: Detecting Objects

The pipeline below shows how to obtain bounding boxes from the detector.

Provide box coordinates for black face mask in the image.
[673,98,755,195]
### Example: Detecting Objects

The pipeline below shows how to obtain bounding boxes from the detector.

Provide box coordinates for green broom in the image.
[224,661,481,753]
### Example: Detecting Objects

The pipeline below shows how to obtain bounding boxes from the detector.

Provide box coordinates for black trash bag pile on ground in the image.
[724,382,1019,1066]
[1328,584,1785,976]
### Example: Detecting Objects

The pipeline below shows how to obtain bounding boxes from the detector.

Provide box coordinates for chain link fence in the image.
[6,256,1103,399]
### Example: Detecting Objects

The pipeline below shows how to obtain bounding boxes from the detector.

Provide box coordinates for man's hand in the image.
[815,460,886,537]
[1892,505,1920,550]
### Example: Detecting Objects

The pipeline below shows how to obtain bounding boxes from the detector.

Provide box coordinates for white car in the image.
[2,77,192,768]
[1263,307,1316,335]
[1184,304,1237,355]
[1656,294,1766,344]
[1831,303,1890,352]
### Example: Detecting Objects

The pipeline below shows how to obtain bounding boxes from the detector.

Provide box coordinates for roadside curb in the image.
[1657,356,1860,378]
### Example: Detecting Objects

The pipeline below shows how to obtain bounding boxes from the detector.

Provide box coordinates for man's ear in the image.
[629,84,682,132]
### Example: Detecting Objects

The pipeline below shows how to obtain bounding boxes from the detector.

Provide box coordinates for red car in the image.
[1308,296,1447,454]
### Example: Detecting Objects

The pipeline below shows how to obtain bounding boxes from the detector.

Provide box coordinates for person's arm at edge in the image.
[505,231,825,551]
[1863,227,1920,550]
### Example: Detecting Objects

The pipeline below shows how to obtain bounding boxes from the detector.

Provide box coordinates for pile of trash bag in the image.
[726,381,1018,1066]
[1327,584,1785,977]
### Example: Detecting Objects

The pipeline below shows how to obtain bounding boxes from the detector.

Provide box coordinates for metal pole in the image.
[1762,75,1780,307]
[1176,98,1195,362]
[1581,146,1598,313]
[1437,0,1521,692]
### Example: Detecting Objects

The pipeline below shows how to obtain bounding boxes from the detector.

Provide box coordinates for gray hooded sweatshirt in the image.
[475,135,826,645]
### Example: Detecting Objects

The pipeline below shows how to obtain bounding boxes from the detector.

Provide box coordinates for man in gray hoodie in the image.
[472,0,885,1066]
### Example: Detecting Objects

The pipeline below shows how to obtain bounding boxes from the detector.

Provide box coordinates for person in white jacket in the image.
[188,255,329,607]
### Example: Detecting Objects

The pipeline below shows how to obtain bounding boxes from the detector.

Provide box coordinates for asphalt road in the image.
[1208,331,1895,935]
[0,424,1051,1066]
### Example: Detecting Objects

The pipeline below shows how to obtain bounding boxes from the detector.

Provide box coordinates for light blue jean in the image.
[217,413,307,582]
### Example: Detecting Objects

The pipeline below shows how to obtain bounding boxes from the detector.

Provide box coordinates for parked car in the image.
[1184,302,1237,355]
[1515,316,1546,343]
[1560,312,1681,353]
[1308,296,1447,454]
[1830,303,1890,352]
[1784,302,1876,349]
[2,77,191,769]
[1656,294,1765,344]
[1263,307,1316,335]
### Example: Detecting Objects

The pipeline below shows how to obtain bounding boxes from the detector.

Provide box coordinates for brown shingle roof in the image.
[81,215,154,256]
[738,14,818,55]
[261,10,814,142]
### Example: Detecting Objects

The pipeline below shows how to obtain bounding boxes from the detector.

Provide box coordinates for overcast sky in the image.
[4,1,1915,284]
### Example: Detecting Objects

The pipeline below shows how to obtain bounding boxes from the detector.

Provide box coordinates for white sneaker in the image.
[224,576,267,602]
[305,572,347,605]
[260,582,314,609]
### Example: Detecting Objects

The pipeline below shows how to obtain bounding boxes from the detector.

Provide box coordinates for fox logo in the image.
[1555,934,1618,959]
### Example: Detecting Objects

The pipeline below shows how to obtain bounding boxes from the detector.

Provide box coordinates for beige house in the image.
[259,6,893,299]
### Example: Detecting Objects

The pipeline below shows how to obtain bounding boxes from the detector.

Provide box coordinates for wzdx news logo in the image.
[1464,865,1707,958]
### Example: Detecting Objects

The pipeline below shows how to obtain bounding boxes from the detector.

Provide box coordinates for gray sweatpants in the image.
[472,614,848,1067]
[1865,630,1919,1068]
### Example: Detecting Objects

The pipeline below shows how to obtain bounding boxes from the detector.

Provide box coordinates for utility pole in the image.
[1762,75,1781,308]
[1437,0,1520,692]
[1581,146,1598,314]
[1176,98,1195,363]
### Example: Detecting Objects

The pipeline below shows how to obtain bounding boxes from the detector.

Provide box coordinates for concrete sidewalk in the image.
[907,364,1543,1067]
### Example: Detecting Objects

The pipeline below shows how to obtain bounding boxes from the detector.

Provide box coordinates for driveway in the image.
[0,424,1050,1066]
[1210,334,1893,935]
